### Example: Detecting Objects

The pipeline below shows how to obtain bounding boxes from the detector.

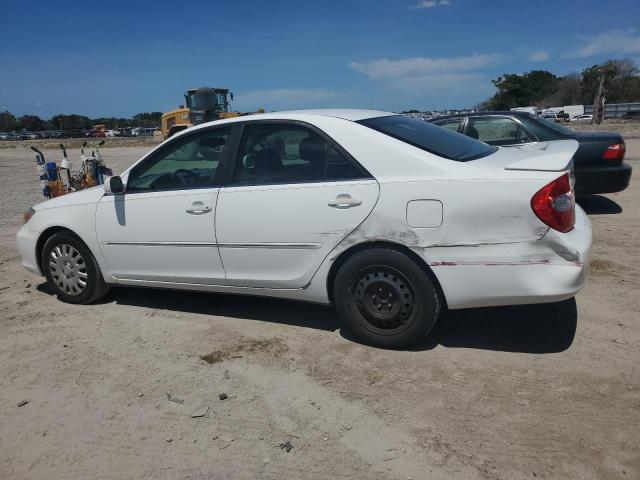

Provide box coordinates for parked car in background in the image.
[17,110,591,349]
[86,129,106,138]
[18,132,39,140]
[571,114,593,122]
[622,111,640,119]
[60,129,86,139]
[131,127,158,137]
[429,111,632,195]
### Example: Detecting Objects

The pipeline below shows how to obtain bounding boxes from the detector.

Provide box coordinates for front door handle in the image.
[328,194,362,209]
[186,202,212,215]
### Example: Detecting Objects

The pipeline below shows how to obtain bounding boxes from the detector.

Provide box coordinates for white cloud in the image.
[529,50,550,62]
[350,54,506,97]
[410,0,451,9]
[234,88,344,111]
[573,29,640,58]
[350,54,505,80]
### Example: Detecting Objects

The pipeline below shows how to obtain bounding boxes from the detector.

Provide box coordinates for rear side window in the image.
[232,123,370,186]
[358,115,497,161]
[467,117,533,146]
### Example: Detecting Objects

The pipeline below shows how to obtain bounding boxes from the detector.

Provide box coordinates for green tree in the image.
[582,59,640,104]
[538,73,583,107]
[132,112,162,127]
[488,70,559,110]
[0,111,18,131]
[18,115,47,131]
[50,114,92,130]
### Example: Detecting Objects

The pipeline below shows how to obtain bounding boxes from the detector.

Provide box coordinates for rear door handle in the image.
[328,194,362,209]
[186,202,212,215]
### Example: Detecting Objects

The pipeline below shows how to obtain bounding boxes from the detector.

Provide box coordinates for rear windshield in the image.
[535,116,577,136]
[358,115,497,161]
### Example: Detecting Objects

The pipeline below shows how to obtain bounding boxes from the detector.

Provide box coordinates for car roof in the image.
[273,109,395,121]
[189,109,396,133]
[431,111,535,121]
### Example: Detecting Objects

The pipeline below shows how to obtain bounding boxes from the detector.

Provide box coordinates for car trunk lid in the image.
[469,139,579,172]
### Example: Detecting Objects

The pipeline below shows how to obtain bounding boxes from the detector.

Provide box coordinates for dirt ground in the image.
[0,132,639,479]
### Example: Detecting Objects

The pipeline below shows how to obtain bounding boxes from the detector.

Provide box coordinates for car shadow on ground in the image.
[38,283,577,354]
[577,194,623,214]
[413,298,577,353]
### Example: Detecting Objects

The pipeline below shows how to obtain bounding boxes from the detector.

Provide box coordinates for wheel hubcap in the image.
[351,268,415,330]
[49,244,88,296]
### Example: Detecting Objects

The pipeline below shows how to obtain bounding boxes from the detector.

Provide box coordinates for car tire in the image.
[333,248,441,349]
[42,232,110,304]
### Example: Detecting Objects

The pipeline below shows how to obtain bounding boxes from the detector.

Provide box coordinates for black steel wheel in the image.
[350,266,415,333]
[334,248,441,349]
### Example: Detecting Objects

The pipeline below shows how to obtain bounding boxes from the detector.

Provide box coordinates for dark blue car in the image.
[429,111,632,195]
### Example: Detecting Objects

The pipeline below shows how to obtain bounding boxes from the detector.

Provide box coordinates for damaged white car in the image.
[17,110,591,348]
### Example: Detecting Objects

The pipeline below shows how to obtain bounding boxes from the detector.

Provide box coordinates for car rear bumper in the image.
[424,206,592,310]
[16,224,42,276]
[575,162,632,194]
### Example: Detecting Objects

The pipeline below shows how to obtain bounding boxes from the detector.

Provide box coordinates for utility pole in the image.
[591,70,605,125]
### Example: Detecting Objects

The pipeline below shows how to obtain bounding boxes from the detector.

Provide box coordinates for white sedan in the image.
[17,110,592,348]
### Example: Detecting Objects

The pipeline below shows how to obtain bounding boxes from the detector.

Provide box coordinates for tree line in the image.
[0,111,163,132]
[479,59,640,111]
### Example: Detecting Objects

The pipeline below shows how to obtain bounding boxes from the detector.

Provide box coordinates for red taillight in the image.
[531,172,575,233]
[602,143,625,161]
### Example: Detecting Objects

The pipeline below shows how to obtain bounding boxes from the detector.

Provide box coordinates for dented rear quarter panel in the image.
[304,116,588,308]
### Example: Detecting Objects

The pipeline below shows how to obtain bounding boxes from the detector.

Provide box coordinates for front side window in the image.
[232,123,369,186]
[127,128,230,192]
[358,115,496,162]
[467,117,532,146]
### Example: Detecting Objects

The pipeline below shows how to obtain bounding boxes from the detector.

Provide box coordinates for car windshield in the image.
[535,116,576,135]
[358,115,497,161]
[191,91,227,111]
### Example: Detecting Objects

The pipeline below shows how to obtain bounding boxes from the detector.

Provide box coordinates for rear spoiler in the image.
[504,139,579,172]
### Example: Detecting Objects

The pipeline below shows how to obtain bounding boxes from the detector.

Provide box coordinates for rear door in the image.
[215,121,379,289]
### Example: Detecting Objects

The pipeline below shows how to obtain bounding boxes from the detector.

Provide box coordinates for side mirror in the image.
[104,176,124,195]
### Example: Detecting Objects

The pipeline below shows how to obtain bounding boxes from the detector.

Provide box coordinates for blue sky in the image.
[1,0,639,118]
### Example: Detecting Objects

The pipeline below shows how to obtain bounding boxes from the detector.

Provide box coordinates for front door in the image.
[96,127,231,284]
[215,122,379,289]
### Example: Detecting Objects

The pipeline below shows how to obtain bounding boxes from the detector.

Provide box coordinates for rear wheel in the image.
[42,232,110,304]
[333,248,440,349]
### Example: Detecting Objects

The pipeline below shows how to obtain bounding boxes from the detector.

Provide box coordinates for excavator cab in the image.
[185,87,232,125]
[161,86,244,139]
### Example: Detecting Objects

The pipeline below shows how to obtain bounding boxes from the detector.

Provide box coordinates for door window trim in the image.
[125,125,236,194]
[220,119,374,188]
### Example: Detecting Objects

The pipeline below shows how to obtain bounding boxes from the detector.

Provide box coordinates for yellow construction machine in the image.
[161,87,239,139]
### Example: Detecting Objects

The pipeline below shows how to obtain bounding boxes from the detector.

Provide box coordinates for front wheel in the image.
[333,248,441,349]
[42,232,110,304]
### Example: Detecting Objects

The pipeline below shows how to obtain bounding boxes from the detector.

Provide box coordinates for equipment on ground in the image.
[59,143,73,189]
[30,141,113,199]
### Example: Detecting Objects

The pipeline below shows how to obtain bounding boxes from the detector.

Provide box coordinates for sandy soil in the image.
[0,135,639,479]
